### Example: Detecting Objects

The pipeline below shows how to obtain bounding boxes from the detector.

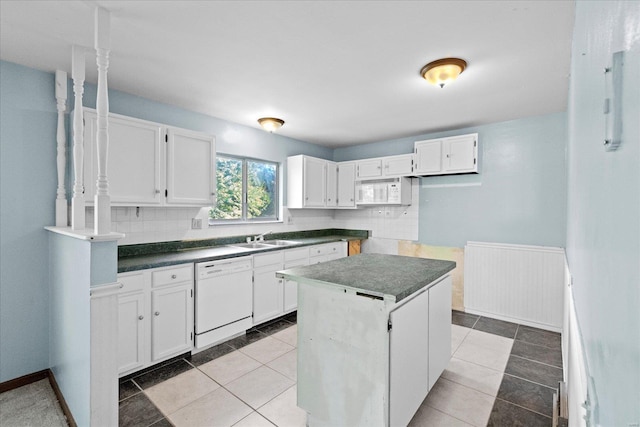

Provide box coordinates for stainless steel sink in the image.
[264,240,301,247]
[228,242,275,250]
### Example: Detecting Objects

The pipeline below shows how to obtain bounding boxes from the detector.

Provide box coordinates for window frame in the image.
[210,153,280,224]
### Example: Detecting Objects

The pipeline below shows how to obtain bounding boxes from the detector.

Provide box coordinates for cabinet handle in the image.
[155,189,161,194]
[171,274,177,279]
[305,197,309,201]
[327,198,331,202]
[211,192,216,196]
[155,311,160,316]
[138,315,144,320]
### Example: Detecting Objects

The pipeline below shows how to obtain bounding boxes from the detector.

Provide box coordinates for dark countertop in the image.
[276,253,455,302]
[118,234,365,273]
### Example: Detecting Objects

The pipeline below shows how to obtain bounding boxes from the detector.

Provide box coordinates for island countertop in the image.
[276,253,455,302]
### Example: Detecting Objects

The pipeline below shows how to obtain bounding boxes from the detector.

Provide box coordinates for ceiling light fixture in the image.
[258,117,285,132]
[420,58,467,88]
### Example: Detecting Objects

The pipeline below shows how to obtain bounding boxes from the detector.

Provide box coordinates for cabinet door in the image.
[444,134,477,173]
[303,157,326,207]
[117,291,146,375]
[166,127,216,205]
[253,264,284,324]
[383,154,413,177]
[337,162,356,207]
[151,283,193,361]
[356,158,383,179]
[389,289,430,427]
[326,162,338,207]
[83,110,163,205]
[414,139,443,175]
[283,258,309,313]
[428,276,452,390]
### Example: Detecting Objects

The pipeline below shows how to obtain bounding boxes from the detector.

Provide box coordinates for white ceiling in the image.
[0,0,575,148]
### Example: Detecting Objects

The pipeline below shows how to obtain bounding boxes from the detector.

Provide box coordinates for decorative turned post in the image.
[94,7,111,234]
[55,70,68,227]
[71,46,86,230]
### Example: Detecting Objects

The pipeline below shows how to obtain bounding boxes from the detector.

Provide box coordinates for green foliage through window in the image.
[209,155,278,221]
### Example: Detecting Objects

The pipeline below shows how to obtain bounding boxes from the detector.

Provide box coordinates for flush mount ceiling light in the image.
[258,117,285,132]
[420,58,467,88]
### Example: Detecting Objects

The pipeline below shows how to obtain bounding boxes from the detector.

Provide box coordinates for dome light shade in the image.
[420,58,467,88]
[258,117,285,132]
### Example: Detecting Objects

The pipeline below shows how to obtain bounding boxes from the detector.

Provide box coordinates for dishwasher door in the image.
[195,256,253,335]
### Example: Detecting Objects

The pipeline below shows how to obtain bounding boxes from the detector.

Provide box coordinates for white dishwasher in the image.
[195,256,253,350]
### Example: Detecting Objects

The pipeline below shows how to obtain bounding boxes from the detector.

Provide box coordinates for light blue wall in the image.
[566,1,640,425]
[49,234,92,427]
[335,113,568,248]
[0,61,56,382]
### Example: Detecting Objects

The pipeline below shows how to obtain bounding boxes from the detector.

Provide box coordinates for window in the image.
[210,155,279,222]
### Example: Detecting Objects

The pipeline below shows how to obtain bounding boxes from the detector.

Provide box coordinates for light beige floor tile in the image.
[233,411,275,427]
[145,369,220,415]
[168,387,252,427]
[266,349,297,380]
[453,330,513,371]
[409,404,474,427]
[258,385,306,427]
[226,366,295,409]
[199,350,262,385]
[441,357,503,396]
[422,378,494,427]
[271,324,297,347]
[239,336,295,364]
[451,324,471,355]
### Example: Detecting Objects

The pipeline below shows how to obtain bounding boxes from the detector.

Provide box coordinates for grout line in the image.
[502,372,558,391]
[510,353,563,370]
[423,403,477,426]
[493,397,553,419]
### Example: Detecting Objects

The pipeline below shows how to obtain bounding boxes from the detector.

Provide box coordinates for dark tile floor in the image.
[452,310,565,426]
[120,310,564,426]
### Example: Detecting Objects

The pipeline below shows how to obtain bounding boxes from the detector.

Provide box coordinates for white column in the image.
[71,46,86,230]
[55,70,68,227]
[94,7,111,234]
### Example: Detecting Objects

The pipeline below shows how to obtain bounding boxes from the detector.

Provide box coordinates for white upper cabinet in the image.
[83,110,164,205]
[303,156,327,207]
[444,134,477,173]
[356,154,414,181]
[337,162,356,208]
[287,155,332,208]
[383,154,414,177]
[326,161,338,207]
[414,133,478,176]
[166,127,216,206]
[80,108,215,207]
[356,158,383,179]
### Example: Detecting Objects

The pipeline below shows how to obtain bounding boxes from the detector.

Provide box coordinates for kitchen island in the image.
[276,254,456,427]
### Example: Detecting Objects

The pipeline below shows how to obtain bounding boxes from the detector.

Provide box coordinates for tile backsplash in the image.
[88,179,419,246]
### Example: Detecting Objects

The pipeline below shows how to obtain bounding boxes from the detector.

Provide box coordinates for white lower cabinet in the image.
[283,247,310,313]
[151,283,193,361]
[117,264,194,377]
[252,251,285,325]
[309,241,347,264]
[389,275,452,426]
[117,291,146,374]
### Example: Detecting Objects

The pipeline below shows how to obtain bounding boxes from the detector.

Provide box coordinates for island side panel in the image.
[297,281,392,427]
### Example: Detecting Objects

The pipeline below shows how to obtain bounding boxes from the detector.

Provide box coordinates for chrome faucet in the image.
[254,230,273,242]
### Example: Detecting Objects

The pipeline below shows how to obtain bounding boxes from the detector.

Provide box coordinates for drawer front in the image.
[309,242,342,258]
[284,247,309,262]
[253,250,284,268]
[152,265,193,287]
[118,271,145,293]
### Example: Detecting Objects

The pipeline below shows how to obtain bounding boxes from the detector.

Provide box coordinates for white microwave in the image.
[356,177,412,205]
